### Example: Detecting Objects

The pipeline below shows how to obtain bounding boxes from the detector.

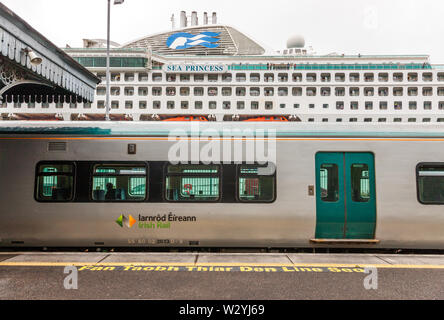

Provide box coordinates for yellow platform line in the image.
[1,261,444,269]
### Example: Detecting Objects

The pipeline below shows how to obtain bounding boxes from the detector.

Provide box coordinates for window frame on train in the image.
[34,161,76,202]
[416,163,444,205]
[236,163,277,203]
[90,162,149,202]
[164,163,222,202]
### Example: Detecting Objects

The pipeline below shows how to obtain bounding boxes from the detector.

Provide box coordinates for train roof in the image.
[0,122,444,138]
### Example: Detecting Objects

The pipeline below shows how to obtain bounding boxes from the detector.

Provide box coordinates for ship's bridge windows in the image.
[111,73,121,82]
[222,87,232,96]
[250,87,260,96]
[350,87,360,96]
[124,87,134,96]
[236,87,246,96]
[111,101,119,109]
[423,73,433,82]
[195,101,203,109]
[250,73,260,82]
[180,74,190,82]
[307,87,316,96]
[378,87,388,96]
[153,101,161,109]
[194,87,204,96]
[264,73,274,82]
[378,73,388,82]
[237,101,245,110]
[35,163,74,202]
[153,73,162,82]
[393,87,403,96]
[166,87,176,96]
[208,87,218,96]
[265,88,274,96]
[365,102,373,110]
[350,101,359,110]
[223,101,231,109]
[152,87,162,96]
[208,74,218,82]
[236,73,247,82]
[335,87,345,96]
[97,101,105,109]
[424,101,432,110]
[139,101,147,109]
[336,101,344,110]
[265,101,273,110]
[394,101,402,110]
[408,87,418,96]
[350,73,360,82]
[124,73,135,82]
[209,101,217,109]
[251,101,259,110]
[180,87,190,96]
[321,73,331,82]
[96,87,106,96]
[181,101,189,109]
[379,101,388,110]
[335,73,345,82]
[292,87,302,96]
[222,73,232,82]
[292,73,303,82]
[125,101,133,109]
[307,73,316,82]
[138,73,148,82]
[278,73,288,82]
[138,87,148,96]
[167,101,175,109]
[278,87,288,96]
[393,73,403,82]
[438,88,444,96]
[408,73,418,82]
[423,87,433,96]
[409,101,417,110]
[110,87,120,96]
[438,73,444,81]
[167,74,176,82]
[364,88,374,96]
[364,73,374,82]
[194,74,204,82]
[321,88,330,96]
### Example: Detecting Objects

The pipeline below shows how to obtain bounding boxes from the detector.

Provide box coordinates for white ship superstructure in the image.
[2,11,444,123]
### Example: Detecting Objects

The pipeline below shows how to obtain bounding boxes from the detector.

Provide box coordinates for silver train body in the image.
[0,122,443,249]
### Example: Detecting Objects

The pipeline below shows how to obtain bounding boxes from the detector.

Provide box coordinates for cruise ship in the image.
[2,11,444,123]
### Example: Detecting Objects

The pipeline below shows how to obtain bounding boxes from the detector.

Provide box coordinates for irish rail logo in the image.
[116,215,137,228]
[166,32,221,50]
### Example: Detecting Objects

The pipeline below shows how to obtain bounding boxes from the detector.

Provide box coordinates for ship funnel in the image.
[203,12,208,25]
[191,11,198,26]
[180,11,187,28]
[212,12,217,24]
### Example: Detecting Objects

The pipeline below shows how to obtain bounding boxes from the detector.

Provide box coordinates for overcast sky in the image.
[3,0,444,63]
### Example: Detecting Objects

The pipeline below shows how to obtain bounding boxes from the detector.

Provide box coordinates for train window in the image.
[320,164,339,202]
[35,163,74,201]
[351,164,370,202]
[417,164,444,204]
[165,164,220,202]
[92,165,147,201]
[237,164,276,202]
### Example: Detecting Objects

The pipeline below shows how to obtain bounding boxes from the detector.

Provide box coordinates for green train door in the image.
[315,152,376,239]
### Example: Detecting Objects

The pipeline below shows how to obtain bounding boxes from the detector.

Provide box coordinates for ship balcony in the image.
[153,74,162,82]
[138,73,148,82]
[208,75,218,82]
[350,88,360,96]
[350,102,359,110]
[194,75,204,82]
[423,73,433,81]
[124,87,134,96]
[321,88,331,96]
[292,73,303,82]
[208,88,218,96]
[394,102,403,110]
[424,101,432,110]
[378,73,389,82]
[393,73,403,82]
[264,88,274,96]
[237,102,245,110]
[336,102,344,110]
[222,88,232,96]
[125,73,135,82]
[278,73,288,82]
[408,88,418,96]
[166,75,176,82]
[408,73,418,82]
[181,102,189,109]
[264,73,274,82]
[364,73,374,82]
[250,88,260,96]
[194,88,204,96]
[393,88,403,96]
[166,88,176,96]
[278,88,288,96]
[292,88,302,96]
[306,73,316,82]
[152,88,162,96]
[111,87,120,96]
[180,88,190,96]
[222,74,232,82]
[250,74,260,82]
[365,102,373,110]
[111,73,121,82]
[321,73,331,82]
[236,73,247,82]
[409,102,417,110]
[180,75,191,82]
[335,73,345,82]
[423,88,433,96]
[350,73,360,82]
[306,88,316,96]
[379,102,388,110]
[364,88,374,96]
[440,102,444,109]
[378,88,388,96]
[438,73,444,81]
[138,88,148,96]
[236,88,246,96]
[438,88,444,96]
[223,102,231,110]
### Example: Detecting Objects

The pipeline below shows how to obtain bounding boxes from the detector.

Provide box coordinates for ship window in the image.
[423,73,433,82]
[265,88,274,96]
[424,101,432,110]
[393,87,403,96]
[278,87,288,96]
[408,87,418,96]
[251,101,259,110]
[417,164,444,204]
[321,88,330,96]
[166,74,176,82]
[393,73,403,82]
[423,118,431,122]
[307,87,316,96]
[321,73,331,82]
[409,101,417,110]
[350,73,359,82]
[124,73,135,82]
[350,101,359,110]
[237,101,245,110]
[250,87,260,96]
[153,101,161,109]
[97,101,105,109]
[265,101,273,110]
[439,102,444,110]
[408,73,418,82]
[236,87,246,96]
[167,101,175,109]
[194,87,204,96]
[335,87,345,96]
[111,73,121,81]
[180,74,190,82]
[378,87,388,96]
[236,73,246,82]
[138,87,148,96]
[152,87,162,96]
[307,73,316,82]
[365,102,373,110]
[179,87,190,96]
[292,73,303,82]
[222,73,232,82]
[379,101,388,110]
[152,73,162,82]
[209,101,217,109]
[181,101,189,109]
[138,73,148,81]
[36,163,74,202]
[195,101,203,109]
[194,74,204,82]
[394,101,402,110]
[423,87,433,96]
[335,73,345,82]
[278,73,288,82]
[264,73,274,82]
[208,87,218,96]
[124,87,134,96]
[166,87,176,96]
[250,73,260,82]
[125,101,133,109]
[438,73,444,81]
[92,164,147,202]
[378,73,388,82]
[96,87,106,96]
[349,118,357,122]
[139,101,147,109]
[350,87,359,96]
[438,88,444,96]
[222,87,232,96]
[111,101,119,109]
[294,103,300,109]
[292,87,302,96]
[165,164,220,202]
[364,88,374,96]
[208,74,218,82]
[378,118,387,122]
[238,164,276,202]
[394,118,402,122]
[364,73,374,82]
[336,101,344,110]
[223,101,231,109]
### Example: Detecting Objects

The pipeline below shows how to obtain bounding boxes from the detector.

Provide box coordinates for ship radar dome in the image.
[287,34,305,48]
